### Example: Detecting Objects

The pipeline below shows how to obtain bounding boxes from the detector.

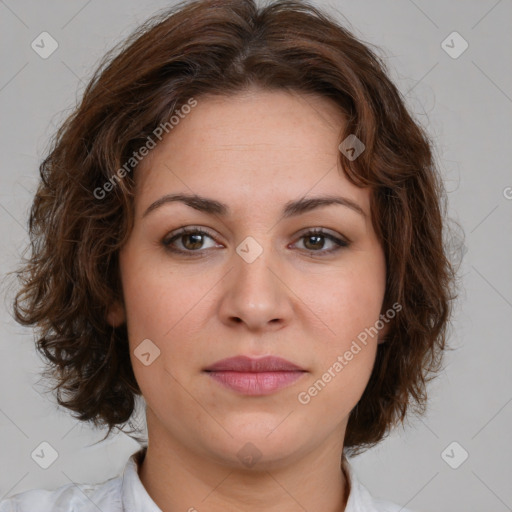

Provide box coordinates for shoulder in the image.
[0,474,123,512]
[344,458,417,512]
[0,447,150,512]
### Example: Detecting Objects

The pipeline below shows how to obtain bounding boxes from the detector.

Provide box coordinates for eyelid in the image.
[162,226,220,246]
[290,228,350,254]
[164,226,349,242]
[294,226,350,243]
[162,225,350,256]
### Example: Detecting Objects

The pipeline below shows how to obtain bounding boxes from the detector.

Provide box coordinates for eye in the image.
[162,227,350,256]
[162,227,220,254]
[292,228,349,255]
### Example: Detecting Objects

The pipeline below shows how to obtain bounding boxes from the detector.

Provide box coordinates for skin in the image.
[108,87,388,512]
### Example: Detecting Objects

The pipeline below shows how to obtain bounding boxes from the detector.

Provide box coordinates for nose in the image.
[217,240,293,332]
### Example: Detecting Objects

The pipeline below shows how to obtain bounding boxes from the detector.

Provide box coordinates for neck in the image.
[137,426,349,512]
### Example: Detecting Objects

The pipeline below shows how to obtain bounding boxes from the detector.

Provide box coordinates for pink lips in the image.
[203,356,307,395]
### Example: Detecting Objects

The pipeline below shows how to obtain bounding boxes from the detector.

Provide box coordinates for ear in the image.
[106,300,126,327]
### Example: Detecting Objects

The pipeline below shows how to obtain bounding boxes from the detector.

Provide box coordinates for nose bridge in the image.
[218,233,290,329]
[234,234,279,307]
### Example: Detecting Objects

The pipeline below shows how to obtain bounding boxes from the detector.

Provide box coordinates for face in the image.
[110,88,388,469]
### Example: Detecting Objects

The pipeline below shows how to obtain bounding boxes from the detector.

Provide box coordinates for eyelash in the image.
[161,227,350,257]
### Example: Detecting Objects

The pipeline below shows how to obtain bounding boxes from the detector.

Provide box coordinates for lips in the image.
[203,356,307,395]
[203,355,305,372]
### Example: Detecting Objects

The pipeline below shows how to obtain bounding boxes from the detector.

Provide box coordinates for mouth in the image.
[203,356,307,396]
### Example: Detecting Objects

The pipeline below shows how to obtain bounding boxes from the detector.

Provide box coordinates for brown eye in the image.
[162,227,349,257]
[303,234,325,251]
[181,233,206,250]
[162,228,219,254]
[294,229,349,255]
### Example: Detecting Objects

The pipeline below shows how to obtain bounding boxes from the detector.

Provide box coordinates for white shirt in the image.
[0,447,414,511]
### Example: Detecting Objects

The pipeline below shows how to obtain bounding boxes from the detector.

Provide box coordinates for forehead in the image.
[134,89,370,217]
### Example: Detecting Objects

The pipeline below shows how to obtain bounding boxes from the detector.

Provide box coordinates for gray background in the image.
[0,1,511,511]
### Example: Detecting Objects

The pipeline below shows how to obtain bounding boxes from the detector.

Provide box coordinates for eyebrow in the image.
[142,193,366,219]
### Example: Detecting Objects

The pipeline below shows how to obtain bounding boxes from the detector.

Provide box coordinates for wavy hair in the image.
[10,0,460,455]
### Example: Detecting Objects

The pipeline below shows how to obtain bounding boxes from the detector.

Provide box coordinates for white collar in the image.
[121,447,161,511]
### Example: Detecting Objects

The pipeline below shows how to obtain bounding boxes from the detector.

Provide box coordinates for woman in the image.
[2,0,457,510]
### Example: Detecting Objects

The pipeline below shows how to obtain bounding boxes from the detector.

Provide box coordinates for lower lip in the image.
[206,371,306,395]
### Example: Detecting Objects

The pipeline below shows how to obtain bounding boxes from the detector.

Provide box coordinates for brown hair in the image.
[10,0,460,455]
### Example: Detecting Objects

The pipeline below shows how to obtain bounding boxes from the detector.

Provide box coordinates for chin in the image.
[208,437,306,472]
[201,416,308,466]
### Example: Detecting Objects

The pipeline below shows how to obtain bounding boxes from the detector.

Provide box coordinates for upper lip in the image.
[204,356,306,372]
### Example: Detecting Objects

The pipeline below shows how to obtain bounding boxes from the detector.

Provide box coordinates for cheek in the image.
[119,246,202,339]
[295,273,382,421]
[303,260,386,345]
[295,256,385,405]
[119,252,215,387]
